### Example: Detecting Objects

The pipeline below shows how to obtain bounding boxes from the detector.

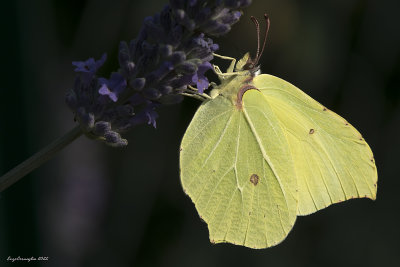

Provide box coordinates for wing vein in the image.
[185,109,232,148]
[188,113,234,193]
[242,108,289,208]
[201,166,234,209]
[312,137,348,198]
[260,90,362,144]
[213,187,239,240]
[262,160,270,247]
[234,113,243,190]
[288,131,334,206]
[298,140,321,211]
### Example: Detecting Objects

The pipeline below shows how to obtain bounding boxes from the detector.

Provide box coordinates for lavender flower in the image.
[66,0,251,147]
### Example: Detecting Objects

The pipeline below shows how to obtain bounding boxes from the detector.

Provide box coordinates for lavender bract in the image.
[66,0,251,147]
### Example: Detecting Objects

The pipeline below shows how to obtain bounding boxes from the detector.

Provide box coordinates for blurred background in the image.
[0,0,399,266]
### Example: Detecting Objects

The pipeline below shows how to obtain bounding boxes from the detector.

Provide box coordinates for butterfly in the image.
[179,15,377,249]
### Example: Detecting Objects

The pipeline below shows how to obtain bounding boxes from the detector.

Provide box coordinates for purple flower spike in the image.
[67,0,251,147]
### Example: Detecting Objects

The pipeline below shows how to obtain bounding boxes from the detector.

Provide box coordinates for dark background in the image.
[0,0,399,266]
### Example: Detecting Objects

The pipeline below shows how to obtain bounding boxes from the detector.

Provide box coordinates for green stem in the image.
[0,125,83,192]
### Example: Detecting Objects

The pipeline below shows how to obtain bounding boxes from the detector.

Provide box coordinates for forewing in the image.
[180,92,298,248]
[254,74,377,215]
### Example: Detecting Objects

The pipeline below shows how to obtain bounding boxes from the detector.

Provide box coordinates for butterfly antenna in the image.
[257,14,270,65]
[250,16,260,63]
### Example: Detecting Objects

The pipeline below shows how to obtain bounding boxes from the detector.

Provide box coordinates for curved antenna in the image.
[256,14,270,65]
[244,14,271,71]
[250,16,260,64]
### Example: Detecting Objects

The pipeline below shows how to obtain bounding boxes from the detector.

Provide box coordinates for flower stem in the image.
[0,126,82,192]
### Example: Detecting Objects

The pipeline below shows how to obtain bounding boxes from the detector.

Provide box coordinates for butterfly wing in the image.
[253,74,377,215]
[180,89,298,248]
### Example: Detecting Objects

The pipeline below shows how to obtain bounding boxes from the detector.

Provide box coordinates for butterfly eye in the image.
[243,62,255,70]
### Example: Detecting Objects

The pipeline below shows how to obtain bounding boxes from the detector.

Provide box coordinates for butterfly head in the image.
[235,14,270,75]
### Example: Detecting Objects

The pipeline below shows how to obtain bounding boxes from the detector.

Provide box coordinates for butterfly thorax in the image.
[210,53,259,109]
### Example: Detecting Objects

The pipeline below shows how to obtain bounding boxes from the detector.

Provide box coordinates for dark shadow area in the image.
[0,0,399,266]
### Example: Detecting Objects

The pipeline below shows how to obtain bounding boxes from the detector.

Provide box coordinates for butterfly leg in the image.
[213,53,237,73]
[180,92,211,101]
[213,65,224,76]
[187,85,198,92]
[213,64,242,84]
[180,86,212,101]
